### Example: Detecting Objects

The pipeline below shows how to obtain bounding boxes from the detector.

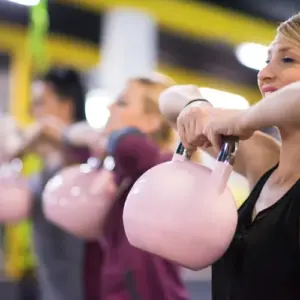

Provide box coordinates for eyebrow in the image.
[268,46,293,56]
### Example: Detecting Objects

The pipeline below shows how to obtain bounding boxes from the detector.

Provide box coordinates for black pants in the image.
[18,270,39,300]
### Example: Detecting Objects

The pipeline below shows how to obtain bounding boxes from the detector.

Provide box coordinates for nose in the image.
[108,102,115,112]
[257,62,276,84]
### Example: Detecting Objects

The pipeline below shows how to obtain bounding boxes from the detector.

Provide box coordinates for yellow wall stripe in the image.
[0,23,99,68]
[58,0,277,46]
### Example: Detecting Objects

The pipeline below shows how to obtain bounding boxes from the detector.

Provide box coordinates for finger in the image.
[195,135,210,149]
[207,131,221,153]
[186,117,198,149]
[194,115,209,148]
[178,122,196,151]
[186,119,199,151]
[202,140,212,149]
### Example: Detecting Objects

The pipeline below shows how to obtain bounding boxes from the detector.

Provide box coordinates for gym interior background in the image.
[0,0,299,299]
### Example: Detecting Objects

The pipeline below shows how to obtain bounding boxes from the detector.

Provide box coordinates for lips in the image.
[261,86,278,97]
[261,86,278,93]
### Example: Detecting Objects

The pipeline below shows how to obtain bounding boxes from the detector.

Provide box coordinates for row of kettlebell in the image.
[0,85,239,270]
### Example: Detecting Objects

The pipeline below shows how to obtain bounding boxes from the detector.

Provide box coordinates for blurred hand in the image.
[0,116,24,161]
[88,132,108,158]
[38,116,68,143]
[177,104,254,152]
[63,121,101,147]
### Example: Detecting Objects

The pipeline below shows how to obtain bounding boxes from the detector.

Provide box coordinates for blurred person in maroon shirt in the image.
[84,75,190,300]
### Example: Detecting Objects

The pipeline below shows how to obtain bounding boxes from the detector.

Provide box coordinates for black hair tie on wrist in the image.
[184,99,211,108]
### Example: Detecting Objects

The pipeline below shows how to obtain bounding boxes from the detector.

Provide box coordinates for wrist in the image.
[185,99,212,108]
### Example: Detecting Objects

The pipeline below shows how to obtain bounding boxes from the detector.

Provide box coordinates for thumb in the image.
[208,131,222,154]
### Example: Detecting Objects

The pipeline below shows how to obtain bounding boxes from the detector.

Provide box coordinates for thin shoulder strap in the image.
[251,163,279,194]
[238,163,279,215]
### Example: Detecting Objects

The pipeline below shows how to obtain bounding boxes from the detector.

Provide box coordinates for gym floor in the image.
[0,280,212,300]
[186,281,211,300]
[0,266,213,300]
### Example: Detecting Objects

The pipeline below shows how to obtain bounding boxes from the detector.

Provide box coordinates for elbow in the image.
[159,84,206,129]
[158,90,181,127]
[159,85,197,126]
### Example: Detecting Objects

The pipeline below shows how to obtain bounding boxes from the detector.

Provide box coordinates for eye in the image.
[116,97,127,107]
[282,56,294,63]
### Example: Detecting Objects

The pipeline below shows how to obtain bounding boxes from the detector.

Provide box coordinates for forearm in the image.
[243,82,300,130]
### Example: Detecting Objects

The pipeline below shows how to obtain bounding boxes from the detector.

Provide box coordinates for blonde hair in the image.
[277,12,300,43]
[132,73,176,152]
[132,73,200,162]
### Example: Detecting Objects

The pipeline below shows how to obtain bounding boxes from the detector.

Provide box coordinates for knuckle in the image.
[188,106,200,115]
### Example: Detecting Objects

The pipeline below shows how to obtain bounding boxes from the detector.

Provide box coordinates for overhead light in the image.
[85,89,111,129]
[199,88,249,109]
[235,42,268,71]
[6,0,40,6]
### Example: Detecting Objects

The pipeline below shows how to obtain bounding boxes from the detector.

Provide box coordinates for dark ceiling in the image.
[195,0,300,23]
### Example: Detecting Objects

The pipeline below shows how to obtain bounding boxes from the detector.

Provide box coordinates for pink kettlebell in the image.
[0,159,32,224]
[123,138,238,270]
[42,156,117,240]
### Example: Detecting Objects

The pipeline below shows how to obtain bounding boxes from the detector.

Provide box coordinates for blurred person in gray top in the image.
[27,67,100,300]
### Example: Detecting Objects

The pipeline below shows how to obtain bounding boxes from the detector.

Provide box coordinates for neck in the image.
[274,130,300,183]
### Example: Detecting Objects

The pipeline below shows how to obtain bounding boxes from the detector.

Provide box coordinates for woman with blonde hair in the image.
[161,12,300,300]
[93,74,189,300]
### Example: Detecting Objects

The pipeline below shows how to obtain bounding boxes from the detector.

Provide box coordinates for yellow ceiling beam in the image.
[58,0,277,46]
[0,23,99,69]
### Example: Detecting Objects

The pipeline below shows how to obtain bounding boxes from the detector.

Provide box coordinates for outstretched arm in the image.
[242,81,300,130]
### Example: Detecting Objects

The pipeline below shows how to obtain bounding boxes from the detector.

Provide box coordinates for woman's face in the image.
[105,80,161,134]
[258,34,300,97]
[31,81,73,123]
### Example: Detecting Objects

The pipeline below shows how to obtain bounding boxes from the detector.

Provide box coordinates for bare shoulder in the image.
[234,131,280,189]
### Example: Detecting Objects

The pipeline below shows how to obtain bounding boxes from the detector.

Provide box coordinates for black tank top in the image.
[212,164,300,300]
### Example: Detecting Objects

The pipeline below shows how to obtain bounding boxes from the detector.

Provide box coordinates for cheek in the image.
[108,105,144,129]
[279,68,300,86]
[49,102,65,118]
[117,105,137,120]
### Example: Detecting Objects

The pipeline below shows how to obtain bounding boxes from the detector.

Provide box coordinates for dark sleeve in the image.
[113,133,161,178]
[64,145,90,165]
